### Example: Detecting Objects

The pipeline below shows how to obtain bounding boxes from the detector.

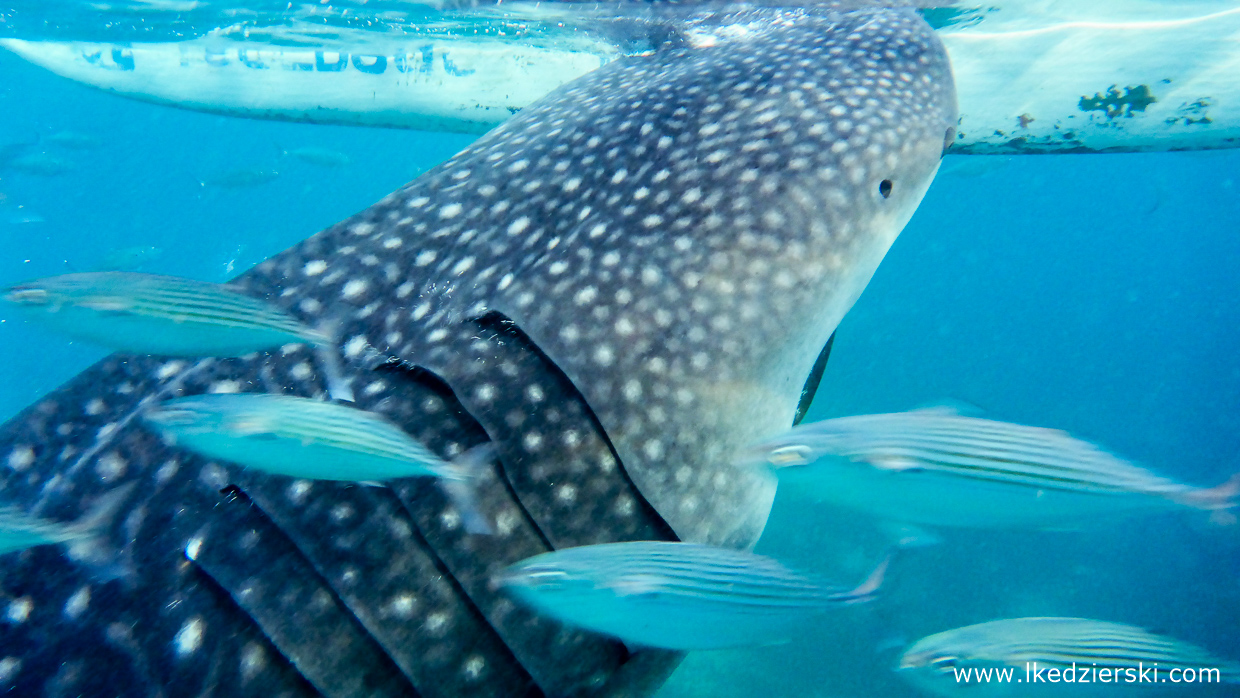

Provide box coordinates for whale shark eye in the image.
[879,179,893,198]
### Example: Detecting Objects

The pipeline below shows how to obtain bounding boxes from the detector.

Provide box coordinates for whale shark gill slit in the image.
[794,331,836,427]
[468,309,679,548]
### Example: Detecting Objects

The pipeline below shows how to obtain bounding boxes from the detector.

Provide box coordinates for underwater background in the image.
[2,34,1239,697]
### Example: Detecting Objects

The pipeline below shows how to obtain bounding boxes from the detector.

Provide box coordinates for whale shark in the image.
[0,6,955,696]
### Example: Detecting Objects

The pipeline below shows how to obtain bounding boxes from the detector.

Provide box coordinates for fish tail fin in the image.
[829,551,892,605]
[312,317,354,403]
[64,482,136,571]
[1177,473,1240,521]
[439,443,497,535]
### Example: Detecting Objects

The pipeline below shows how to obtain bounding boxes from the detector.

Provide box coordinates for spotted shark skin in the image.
[0,6,955,697]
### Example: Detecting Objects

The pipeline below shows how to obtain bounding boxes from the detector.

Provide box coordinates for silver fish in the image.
[143,393,493,533]
[498,541,886,650]
[744,408,1240,529]
[898,617,1240,697]
[282,146,351,168]
[4,271,353,400]
[6,152,75,176]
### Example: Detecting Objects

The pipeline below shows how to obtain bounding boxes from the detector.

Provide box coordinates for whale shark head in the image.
[291,6,954,548]
[0,6,954,696]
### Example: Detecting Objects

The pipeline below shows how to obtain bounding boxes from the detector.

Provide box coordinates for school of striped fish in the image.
[0,3,1237,696]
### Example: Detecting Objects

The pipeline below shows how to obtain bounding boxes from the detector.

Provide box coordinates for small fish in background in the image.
[3,271,353,401]
[497,541,888,650]
[0,135,39,169]
[741,407,1240,530]
[7,152,76,176]
[897,617,1240,697]
[142,393,494,534]
[199,167,280,188]
[97,245,163,271]
[0,484,132,559]
[46,131,101,150]
[281,146,351,168]
[5,208,45,225]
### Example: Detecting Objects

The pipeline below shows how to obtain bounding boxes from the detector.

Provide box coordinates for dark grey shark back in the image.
[0,7,955,697]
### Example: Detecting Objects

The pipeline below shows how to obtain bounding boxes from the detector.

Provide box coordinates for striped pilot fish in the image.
[497,541,887,650]
[898,617,1240,697]
[142,393,493,533]
[4,271,353,400]
[742,408,1240,530]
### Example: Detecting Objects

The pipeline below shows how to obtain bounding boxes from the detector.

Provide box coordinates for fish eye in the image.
[878,179,893,199]
[768,445,813,467]
[931,656,959,671]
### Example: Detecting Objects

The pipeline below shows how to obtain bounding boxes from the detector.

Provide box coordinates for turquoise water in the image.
[2,19,1240,698]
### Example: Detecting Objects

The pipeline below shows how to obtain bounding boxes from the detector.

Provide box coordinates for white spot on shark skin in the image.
[556,484,577,503]
[286,480,312,505]
[7,446,34,472]
[425,611,450,636]
[185,537,203,561]
[507,217,530,235]
[330,503,354,523]
[341,278,368,299]
[523,433,543,452]
[593,345,615,366]
[155,361,186,381]
[623,380,643,402]
[96,422,118,441]
[475,384,496,403]
[645,440,665,460]
[349,221,375,236]
[439,202,463,218]
[387,594,416,620]
[174,617,204,657]
[452,257,476,275]
[5,598,32,623]
[303,260,328,276]
[439,509,461,531]
[289,362,313,380]
[239,642,267,682]
[0,657,18,685]
[152,459,179,485]
[463,655,486,680]
[95,452,127,481]
[208,380,242,394]
[343,335,368,358]
[495,509,519,537]
[415,250,437,267]
[63,586,90,620]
